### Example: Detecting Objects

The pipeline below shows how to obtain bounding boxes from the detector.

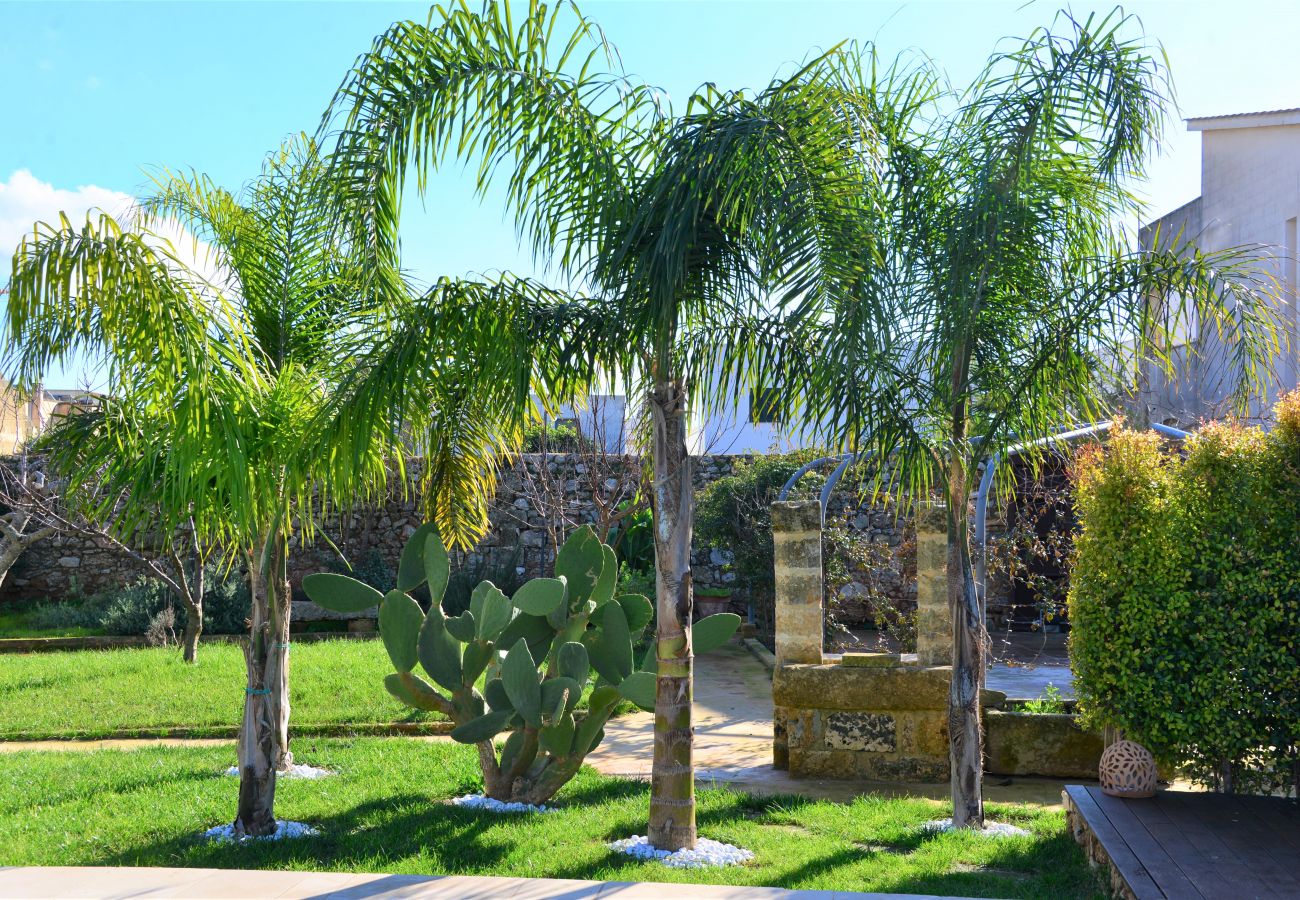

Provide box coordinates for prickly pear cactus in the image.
[305,524,738,805]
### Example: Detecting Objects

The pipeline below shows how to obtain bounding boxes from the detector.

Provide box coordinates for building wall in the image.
[1142,119,1300,424]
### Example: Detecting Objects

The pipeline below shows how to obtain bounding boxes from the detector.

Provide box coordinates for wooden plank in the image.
[1157,791,1279,900]
[1125,794,1238,899]
[1089,788,1205,898]
[1230,793,1300,854]
[1183,792,1298,895]
[1065,785,1164,899]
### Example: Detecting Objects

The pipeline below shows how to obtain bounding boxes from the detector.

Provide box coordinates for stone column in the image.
[771,500,824,771]
[914,501,951,666]
[771,501,824,667]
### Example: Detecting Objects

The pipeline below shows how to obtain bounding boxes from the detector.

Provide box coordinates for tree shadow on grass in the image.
[551,777,647,809]
[94,793,520,874]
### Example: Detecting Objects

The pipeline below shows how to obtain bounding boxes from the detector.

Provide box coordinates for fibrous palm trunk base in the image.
[647,378,697,851]
[947,461,985,829]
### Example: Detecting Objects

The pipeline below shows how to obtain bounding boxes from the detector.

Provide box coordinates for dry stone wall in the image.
[3,453,1012,626]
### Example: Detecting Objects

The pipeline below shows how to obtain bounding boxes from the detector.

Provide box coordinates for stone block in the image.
[790,748,859,779]
[840,652,901,668]
[895,710,949,756]
[984,710,1103,778]
[773,663,950,711]
[771,501,821,533]
[862,755,949,782]
[824,711,896,752]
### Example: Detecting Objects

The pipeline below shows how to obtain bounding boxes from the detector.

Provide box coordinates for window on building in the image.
[749,387,781,425]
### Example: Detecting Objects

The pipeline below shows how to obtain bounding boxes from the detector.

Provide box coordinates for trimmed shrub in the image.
[1070,395,1300,794]
[29,564,250,637]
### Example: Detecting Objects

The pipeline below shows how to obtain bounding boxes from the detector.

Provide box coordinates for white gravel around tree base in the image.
[921,818,1031,837]
[607,835,755,868]
[223,763,333,779]
[202,820,319,843]
[448,794,555,814]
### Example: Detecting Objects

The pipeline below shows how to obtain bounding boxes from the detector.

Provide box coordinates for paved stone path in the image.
[590,642,1070,806]
[0,866,979,899]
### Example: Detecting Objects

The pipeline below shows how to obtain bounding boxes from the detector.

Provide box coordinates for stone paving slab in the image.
[0,866,978,900]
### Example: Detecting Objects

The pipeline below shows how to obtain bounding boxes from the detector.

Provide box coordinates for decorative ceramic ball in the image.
[1099,739,1157,798]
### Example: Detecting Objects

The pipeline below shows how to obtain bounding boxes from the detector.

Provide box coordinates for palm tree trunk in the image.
[947,454,985,828]
[180,538,205,664]
[233,536,291,835]
[270,539,293,771]
[647,377,696,852]
[181,602,203,664]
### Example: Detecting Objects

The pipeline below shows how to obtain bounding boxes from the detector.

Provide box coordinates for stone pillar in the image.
[771,501,824,667]
[914,501,951,666]
[771,500,824,771]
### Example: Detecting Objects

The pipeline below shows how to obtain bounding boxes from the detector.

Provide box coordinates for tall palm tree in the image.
[785,11,1282,827]
[318,0,874,850]
[4,138,389,836]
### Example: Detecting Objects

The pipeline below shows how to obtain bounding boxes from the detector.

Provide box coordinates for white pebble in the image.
[607,835,755,869]
[449,793,554,814]
[921,818,1030,837]
[223,763,333,780]
[202,820,319,843]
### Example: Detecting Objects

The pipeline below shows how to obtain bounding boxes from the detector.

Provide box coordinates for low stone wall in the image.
[773,659,961,781]
[984,710,1103,779]
[773,659,1103,781]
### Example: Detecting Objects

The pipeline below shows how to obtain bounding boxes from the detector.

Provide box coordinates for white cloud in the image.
[0,169,134,257]
[1,168,226,290]
[1,170,230,389]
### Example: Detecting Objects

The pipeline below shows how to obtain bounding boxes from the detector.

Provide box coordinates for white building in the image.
[547,383,820,456]
[1140,107,1300,425]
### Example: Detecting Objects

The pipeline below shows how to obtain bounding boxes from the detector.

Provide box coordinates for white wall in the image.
[1142,117,1300,424]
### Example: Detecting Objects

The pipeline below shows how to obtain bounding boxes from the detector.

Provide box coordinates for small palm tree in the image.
[786,11,1281,827]
[4,138,389,836]
[318,1,874,849]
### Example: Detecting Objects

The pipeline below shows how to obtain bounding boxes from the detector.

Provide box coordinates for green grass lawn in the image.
[0,640,440,740]
[0,739,1100,898]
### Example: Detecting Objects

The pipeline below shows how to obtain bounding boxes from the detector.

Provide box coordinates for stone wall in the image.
[4,454,908,609]
[3,453,1020,635]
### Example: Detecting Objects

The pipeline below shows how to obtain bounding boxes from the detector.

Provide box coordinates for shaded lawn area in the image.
[0,640,438,740]
[0,606,105,638]
[0,739,1101,898]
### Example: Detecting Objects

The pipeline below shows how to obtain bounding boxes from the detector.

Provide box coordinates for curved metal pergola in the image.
[777,421,1193,624]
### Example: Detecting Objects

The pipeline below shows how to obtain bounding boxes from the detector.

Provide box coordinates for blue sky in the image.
[3,0,1299,386]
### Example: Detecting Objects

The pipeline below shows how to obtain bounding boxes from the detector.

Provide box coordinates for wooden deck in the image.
[1063,784,1300,899]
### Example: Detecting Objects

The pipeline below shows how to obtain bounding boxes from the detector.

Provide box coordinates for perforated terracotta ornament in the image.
[1099,739,1157,798]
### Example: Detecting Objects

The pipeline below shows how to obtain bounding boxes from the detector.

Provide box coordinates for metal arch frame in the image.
[777,421,1193,627]
[777,452,872,523]
[973,421,1191,626]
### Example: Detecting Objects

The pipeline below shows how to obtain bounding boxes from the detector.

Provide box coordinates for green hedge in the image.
[1069,394,1300,793]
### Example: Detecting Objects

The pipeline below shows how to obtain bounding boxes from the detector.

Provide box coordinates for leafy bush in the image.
[330,548,395,594]
[97,579,173,635]
[1019,685,1068,715]
[1070,394,1300,795]
[608,503,653,573]
[30,564,249,637]
[521,420,587,453]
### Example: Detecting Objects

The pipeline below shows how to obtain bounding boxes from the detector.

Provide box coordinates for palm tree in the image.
[4,138,389,836]
[785,11,1282,827]
[317,0,874,849]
